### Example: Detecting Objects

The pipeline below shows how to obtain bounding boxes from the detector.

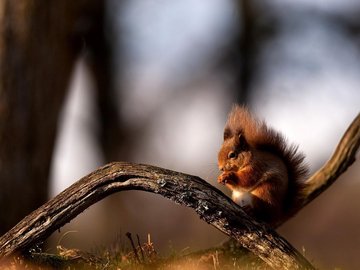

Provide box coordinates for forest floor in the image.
[0,234,269,270]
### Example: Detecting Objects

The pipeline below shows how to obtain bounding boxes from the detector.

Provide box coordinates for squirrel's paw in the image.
[217,171,238,185]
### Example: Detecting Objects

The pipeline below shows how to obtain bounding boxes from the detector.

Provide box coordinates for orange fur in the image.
[217,105,308,226]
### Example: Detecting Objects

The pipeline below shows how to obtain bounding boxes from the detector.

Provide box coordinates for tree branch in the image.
[300,113,360,209]
[0,163,313,269]
[0,113,358,269]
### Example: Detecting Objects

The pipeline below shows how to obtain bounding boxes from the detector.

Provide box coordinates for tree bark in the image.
[0,162,314,269]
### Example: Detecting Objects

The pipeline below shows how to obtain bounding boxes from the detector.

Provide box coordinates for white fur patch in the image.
[232,190,253,207]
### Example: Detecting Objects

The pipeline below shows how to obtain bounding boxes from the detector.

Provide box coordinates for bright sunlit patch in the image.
[232,190,252,207]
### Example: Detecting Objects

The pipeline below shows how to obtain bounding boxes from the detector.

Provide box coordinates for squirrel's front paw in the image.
[217,171,237,185]
[217,173,227,184]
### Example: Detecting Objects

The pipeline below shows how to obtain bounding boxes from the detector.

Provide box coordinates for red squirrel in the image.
[217,105,308,226]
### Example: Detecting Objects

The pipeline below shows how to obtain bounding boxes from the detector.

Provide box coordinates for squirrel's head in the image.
[217,130,252,172]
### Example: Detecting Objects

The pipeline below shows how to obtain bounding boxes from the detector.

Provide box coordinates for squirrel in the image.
[217,105,308,226]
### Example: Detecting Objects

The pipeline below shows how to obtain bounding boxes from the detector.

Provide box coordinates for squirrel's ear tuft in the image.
[223,128,232,140]
[235,133,249,150]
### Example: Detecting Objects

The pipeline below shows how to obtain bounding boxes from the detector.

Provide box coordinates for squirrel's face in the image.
[217,133,252,172]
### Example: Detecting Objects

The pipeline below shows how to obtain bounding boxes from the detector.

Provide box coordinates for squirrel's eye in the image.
[228,151,237,159]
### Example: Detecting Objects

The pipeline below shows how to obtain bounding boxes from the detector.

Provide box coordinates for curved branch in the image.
[301,113,360,208]
[1,114,358,269]
[0,162,313,269]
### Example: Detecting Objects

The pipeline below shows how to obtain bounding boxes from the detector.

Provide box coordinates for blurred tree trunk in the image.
[220,0,276,104]
[0,0,108,235]
[86,17,122,163]
[235,0,257,103]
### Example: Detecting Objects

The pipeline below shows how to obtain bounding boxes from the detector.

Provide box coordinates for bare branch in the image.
[2,114,358,269]
[301,113,360,209]
[0,162,313,269]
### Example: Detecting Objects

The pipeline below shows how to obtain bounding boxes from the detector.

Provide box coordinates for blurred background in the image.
[1,0,360,269]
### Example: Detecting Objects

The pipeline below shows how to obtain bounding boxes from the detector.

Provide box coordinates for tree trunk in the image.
[0,0,106,234]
